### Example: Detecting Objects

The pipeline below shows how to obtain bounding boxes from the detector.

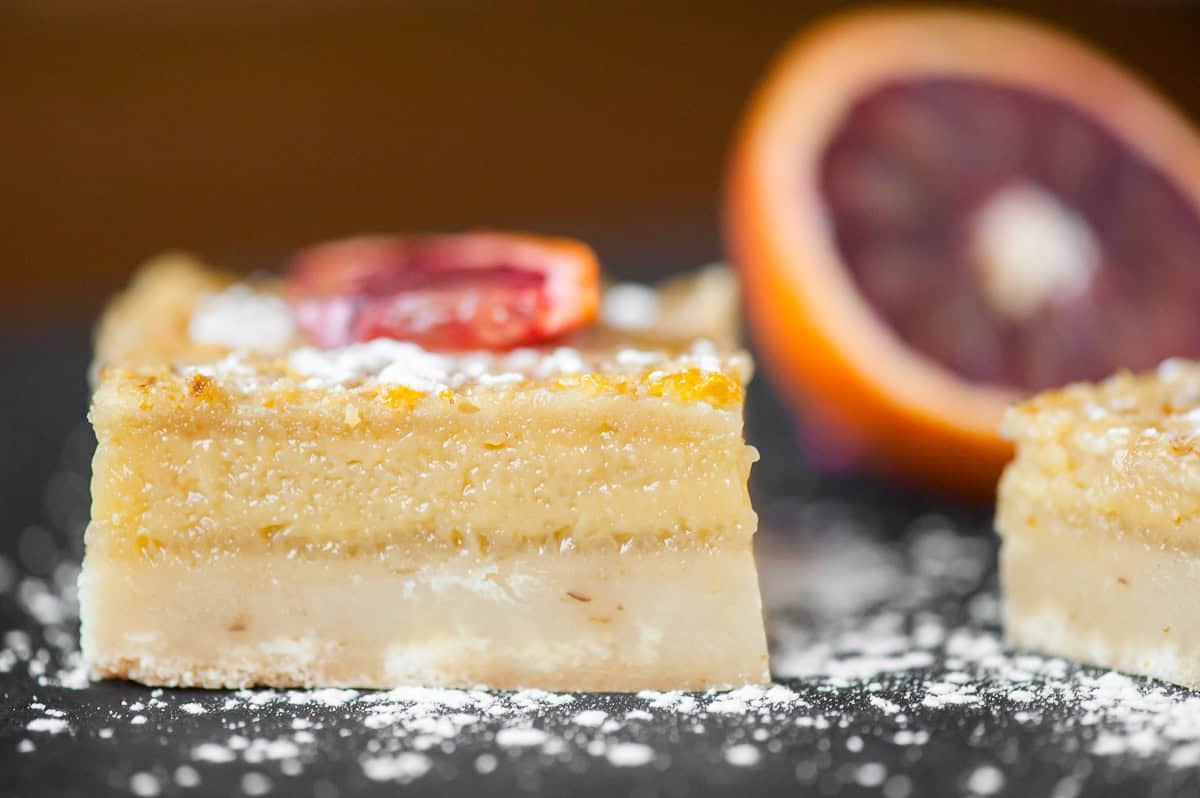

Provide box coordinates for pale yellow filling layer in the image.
[91,389,756,557]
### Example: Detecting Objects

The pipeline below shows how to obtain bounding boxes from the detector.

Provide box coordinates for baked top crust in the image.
[87,253,759,559]
[92,253,751,410]
[999,360,1200,552]
[95,254,742,365]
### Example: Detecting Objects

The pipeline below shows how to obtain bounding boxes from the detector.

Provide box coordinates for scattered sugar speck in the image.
[725,744,761,767]
[856,762,888,787]
[361,752,432,783]
[192,743,236,763]
[606,742,656,767]
[129,772,160,797]
[27,717,69,734]
[174,765,200,788]
[240,771,272,796]
[495,727,548,748]
[572,710,608,727]
[966,764,1005,796]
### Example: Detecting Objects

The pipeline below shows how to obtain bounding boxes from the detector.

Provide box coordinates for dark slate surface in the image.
[2,336,1197,798]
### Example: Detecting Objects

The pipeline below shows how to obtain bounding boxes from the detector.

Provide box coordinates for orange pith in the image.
[725,7,1200,498]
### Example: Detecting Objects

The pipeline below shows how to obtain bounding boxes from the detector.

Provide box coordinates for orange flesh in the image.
[725,8,1200,497]
[287,232,600,351]
[822,77,1200,391]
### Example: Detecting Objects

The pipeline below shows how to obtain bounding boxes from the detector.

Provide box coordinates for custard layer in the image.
[90,389,756,558]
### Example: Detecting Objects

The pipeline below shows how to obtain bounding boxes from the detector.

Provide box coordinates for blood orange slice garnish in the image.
[286,232,600,350]
[726,8,1200,497]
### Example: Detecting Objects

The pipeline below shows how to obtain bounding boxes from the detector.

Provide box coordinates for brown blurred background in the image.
[3,0,1199,335]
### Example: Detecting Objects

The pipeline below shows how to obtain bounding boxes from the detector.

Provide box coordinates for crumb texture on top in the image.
[999,359,1200,551]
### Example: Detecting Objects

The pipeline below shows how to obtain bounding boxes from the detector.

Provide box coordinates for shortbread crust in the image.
[83,546,765,690]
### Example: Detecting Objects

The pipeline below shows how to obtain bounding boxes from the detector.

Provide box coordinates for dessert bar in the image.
[82,235,768,690]
[998,360,1200,687]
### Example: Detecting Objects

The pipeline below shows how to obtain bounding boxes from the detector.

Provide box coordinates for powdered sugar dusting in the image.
[606,741,656,767]
[9,435,1200,793]
[725,743,761,767]
[179,280,745,396]
[361,752,432,783]
[128,771,161,797]
[188,285,296,354]
[279,337,733,393]
[26,717,69,734]
[601,283,661,332]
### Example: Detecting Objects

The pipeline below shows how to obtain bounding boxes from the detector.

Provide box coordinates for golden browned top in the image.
[1004,360,1200,456]
[92,362,749,437]
[88,254,758,560]
[94,254,741,369]
[91,254,751,413]
[998,361,1200,551]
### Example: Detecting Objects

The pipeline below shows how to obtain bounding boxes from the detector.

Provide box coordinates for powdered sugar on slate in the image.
[361,752,433,783]
[10,465,1200,793]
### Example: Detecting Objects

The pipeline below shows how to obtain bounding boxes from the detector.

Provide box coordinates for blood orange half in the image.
[726,8,1200,497]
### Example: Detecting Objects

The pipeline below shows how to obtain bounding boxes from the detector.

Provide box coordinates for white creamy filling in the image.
[188,285,296,354]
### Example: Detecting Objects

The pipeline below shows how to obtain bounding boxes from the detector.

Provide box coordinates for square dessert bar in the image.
[997,360,1200,687]
[82,255,768,690]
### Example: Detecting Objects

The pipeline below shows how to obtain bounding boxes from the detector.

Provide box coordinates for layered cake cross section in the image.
[82,253,769,690]
[998,360,1200,688]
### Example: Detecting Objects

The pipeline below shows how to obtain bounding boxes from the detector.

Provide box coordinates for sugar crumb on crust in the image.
[1005,360,1200,442]
[91,255,752,407]
[90,349,751,424]
[999,360,1200,552]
